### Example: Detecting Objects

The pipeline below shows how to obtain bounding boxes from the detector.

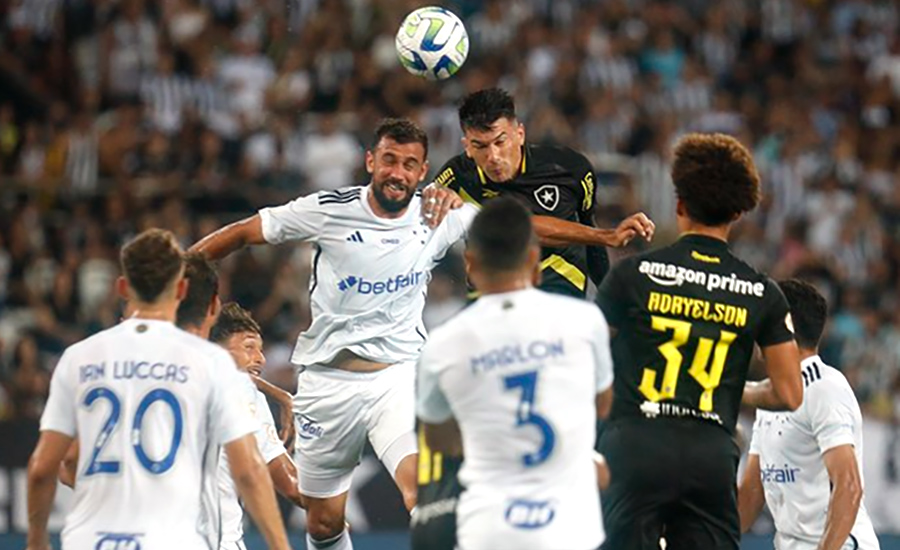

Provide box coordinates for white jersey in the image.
[417,289,614,550]
[749,356,880,550]
[259,185,477,367]
[40,319,257,550]
[218,377,286,545]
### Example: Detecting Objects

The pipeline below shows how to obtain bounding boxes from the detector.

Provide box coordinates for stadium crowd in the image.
[0,0,899,496]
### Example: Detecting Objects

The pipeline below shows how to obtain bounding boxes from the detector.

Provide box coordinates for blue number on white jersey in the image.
[504,370,556,467]
[83,387,184,476]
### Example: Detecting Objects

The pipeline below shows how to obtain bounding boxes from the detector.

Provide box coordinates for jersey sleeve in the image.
[416,337,454,424]
[209,357,258,446]
[748,412,763,456]
[595,261,630,329]
[253,392,287,463]
[806,380,857,453]
[40,350,77,436]
[591,308,614,393]
[431,202,478,260]
[258,193,325,244]
[756,279,796,347]
[432,159,460,192]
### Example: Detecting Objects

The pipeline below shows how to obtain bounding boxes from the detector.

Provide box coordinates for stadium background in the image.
[1,0,900,548]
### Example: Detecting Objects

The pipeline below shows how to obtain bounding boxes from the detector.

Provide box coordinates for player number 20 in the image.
[504,370,556,468]
[82,386,184,476]
[639,316,737,411]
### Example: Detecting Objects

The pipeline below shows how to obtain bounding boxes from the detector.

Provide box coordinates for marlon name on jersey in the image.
[337,270,426,295]
[470,339,565,374]
[79,361,190,384]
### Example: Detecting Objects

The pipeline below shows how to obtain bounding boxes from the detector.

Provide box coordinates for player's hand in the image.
[421,183,463,229]
[612,212,655,247]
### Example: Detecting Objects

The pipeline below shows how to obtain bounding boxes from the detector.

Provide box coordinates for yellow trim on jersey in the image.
[476,165,487,184]
[459,186,481,206]
[580,172,594,211]
[540,254,586,291]
[691,250,721,264]
[417,428,443,484]
[521,149,527,173]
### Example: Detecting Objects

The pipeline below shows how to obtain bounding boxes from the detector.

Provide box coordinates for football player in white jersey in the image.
[739,279,880,550]
[191,118,479,550]
[417,198,614,550]
[210,302,307,549]
[26,229,291,550]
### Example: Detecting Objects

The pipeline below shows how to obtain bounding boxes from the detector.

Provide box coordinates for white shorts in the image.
[293,362,417,498]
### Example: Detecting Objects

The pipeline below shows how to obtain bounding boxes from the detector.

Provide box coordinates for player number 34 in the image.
[640,316,737,412]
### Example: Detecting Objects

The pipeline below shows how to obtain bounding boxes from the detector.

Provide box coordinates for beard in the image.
[371,178,416,213]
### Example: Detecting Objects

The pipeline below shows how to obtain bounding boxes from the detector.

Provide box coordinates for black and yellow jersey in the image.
[596,234,795,434]
[433,144,607,298]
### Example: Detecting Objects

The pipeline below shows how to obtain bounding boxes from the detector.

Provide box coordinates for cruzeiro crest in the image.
[534,185,560,211]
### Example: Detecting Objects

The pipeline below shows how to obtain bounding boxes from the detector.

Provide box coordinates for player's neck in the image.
[125,300,179,323]
[475,276,532,295]
[678,223,731,243]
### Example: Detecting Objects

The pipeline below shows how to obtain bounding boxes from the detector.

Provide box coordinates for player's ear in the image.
[464,248,477,280]
[516,120,525,144]
[365,150,375,174]
[115,276,129,300]
[209,293,222,320]
[175,276,189,302]
[418,160,430,182]
[461,136,472,158]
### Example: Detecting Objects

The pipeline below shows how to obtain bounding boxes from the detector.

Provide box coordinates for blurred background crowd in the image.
[2,0,900,532]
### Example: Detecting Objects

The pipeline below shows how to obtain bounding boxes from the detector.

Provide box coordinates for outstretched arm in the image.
[251,375,296,447]
[190,215,266,261]
[533,214,654,248]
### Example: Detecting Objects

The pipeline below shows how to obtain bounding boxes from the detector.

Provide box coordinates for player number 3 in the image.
[504,370,556,468]
[82,386,184,476]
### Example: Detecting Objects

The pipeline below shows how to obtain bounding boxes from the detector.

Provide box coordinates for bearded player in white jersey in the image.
[739,279,880,550]
[26,229,291,550]
[191,118,478,550]
[417,198,614,550]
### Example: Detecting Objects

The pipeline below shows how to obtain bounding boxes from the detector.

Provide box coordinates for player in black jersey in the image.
[596,133,804,550]
[412,88,653,550]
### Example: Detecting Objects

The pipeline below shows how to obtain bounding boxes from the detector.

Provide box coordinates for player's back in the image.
[43,319,253,550]
[598,234,795,434]
[423,288,610,550]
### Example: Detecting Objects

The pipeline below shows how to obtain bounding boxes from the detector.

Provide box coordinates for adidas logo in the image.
[346,231,364,243]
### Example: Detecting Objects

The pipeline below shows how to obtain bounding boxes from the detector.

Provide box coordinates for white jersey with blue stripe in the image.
[750,356,880,550]
[258,185,477,367]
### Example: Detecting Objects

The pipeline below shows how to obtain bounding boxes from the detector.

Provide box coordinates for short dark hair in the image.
[458,88,517,131]
[671,133,761,226]
[374,118,428,156]
[120,228,184,303]
[468,198,536,272]
[210,302,262,344]
[778,279,828,350]
[176,253,219,329]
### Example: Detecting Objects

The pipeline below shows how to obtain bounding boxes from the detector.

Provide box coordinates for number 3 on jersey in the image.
[83,386,184,476]
[504,371,555,468]
[640,316,737,411]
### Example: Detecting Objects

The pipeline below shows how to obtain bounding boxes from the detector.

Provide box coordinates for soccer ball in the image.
[395,6,469,81]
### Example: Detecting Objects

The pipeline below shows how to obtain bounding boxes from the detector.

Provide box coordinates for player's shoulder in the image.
[314,185,365,207]
[434,153,478,186]
[529,144,591,172]
[802,359,857,402]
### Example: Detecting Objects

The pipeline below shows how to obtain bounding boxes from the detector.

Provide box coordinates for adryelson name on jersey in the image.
[337,271,425,295]
[648,291,748,328]
[79,361,190,384]
[470,340,564,374]
[639,260,765,297]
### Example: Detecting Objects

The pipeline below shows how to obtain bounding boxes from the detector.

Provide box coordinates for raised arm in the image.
[251,375,296,447]
[533,214,654,248]
[743,341,803,411]
[189,215,266,261]
[224,434,293,550]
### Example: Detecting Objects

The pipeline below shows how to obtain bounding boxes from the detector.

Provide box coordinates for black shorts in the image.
[598,417,740,550]
[411,454,463,550]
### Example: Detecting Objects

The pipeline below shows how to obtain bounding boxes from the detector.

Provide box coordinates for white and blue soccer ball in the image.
[395,6,469,81]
